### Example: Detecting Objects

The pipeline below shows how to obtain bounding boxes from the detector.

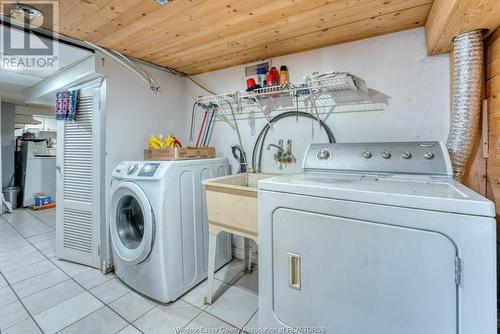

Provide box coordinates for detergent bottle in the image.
[148,134,163,149]
[165,135,176,148]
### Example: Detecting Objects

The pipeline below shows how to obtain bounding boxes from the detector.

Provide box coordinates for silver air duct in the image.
[447,30,483,181]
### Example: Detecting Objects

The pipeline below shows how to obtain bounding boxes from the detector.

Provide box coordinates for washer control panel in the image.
[112,161,169,179]
[127,163,139,175]
[304,142,452,176]
[138,163,160,177]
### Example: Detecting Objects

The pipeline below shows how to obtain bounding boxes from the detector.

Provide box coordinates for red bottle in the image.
[266,67,279,86]
[246,78,256,89]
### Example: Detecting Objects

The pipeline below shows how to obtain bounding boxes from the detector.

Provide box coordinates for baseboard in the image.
[232,246,258,264]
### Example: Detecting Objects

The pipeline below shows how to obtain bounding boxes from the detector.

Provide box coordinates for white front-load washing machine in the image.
[110,158,232,303]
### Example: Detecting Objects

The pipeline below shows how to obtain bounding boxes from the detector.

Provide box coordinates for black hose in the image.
[252,111,335,172]
[231,145,247,173]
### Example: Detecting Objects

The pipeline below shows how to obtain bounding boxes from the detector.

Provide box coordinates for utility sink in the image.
[203,173,274,239]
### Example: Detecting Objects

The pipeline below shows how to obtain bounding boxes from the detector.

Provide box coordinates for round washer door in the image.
[110,182,154,265]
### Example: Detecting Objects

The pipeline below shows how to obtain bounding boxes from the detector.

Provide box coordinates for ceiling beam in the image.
[425,0,500,55]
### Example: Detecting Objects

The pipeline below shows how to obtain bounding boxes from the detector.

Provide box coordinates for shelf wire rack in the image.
[195,72,389,126]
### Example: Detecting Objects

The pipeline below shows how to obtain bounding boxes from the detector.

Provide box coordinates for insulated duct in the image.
[447,30,483,181]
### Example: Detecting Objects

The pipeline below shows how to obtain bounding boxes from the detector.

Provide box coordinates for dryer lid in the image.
[259,173,495,217]
[260,141,494,217]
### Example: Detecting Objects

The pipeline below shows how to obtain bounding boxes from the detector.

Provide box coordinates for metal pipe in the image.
[447,30,483,181]
[84,41,161,93]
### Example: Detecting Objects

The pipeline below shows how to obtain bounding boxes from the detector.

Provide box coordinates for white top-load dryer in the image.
[110,158,232,303]
[258,142,496,334]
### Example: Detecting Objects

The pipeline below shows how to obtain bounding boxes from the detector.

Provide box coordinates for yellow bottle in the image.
[165,135,176,148]
[148,134,163,149]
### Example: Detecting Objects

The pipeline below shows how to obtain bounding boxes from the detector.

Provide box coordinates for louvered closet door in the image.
[56,87,102,269]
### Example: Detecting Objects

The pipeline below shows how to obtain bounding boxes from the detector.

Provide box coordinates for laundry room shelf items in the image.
[195,72,389,123]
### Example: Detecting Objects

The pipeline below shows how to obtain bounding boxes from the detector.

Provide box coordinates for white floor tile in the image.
[22,279,84,315]
[6,215,53,238]
[117,325,142,334]
[184,311,236,331]
[215,259,246,285]
[0,250,46,273]
[0,286,19,308]
[73,269,115,290]
[1,210,32,223]
[33,238,56,258]
[51,258,93,277]
[32,236,56,249]
[0,245,37,264]
[0,234,21,245]
[42,218,56,227]
[0,231,23,245]
[27,230,55,244]
[0,218,19,230]
[109,290,157,322]
[3,318,42,334]
[181,278,230,310]
[205,286,258,329]
[133,299,201,334]
[34,291,104,334]
[0,301,30,331]
[2,259,57,284]
[28,209,56,227]
[11,268,68,298]
[0,208,267,334]
[234,269,258,294]
[58,306,128,334]
[243,311,259,331]
[90,277,131,304]
[0,238,30,253]
[0,274,8,288]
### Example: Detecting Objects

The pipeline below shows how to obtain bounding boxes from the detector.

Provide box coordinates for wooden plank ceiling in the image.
[40,0,433,74]
[425,0,500,55]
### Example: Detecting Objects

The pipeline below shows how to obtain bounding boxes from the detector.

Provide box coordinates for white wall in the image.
[96,53,189,188]
[185,27,451,254]
[186,28,450,175]
[95,53,189,265]
[0,97,2,213]
[1,102,15,188]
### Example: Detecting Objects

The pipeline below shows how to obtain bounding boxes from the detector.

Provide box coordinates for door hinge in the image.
[455,256,462,286]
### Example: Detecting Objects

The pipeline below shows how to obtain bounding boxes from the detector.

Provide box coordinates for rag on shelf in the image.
[55,90,79,121]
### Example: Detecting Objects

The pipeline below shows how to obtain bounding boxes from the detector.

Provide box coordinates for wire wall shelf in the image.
[195,73,390,124]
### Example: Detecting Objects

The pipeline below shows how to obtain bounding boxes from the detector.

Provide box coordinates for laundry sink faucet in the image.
[267,139,296,169]
[267,143,285,152]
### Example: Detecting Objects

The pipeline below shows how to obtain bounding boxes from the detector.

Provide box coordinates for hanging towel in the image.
[55,90,79,121]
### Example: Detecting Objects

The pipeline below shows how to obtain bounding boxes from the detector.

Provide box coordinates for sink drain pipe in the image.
[447,30,484,182]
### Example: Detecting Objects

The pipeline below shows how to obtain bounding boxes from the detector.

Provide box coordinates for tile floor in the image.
[0,208,259,333]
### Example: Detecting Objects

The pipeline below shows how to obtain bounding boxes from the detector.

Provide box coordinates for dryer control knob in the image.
[363,151,372,159]
[424,152,434,160]
[381,151,391,159]
[401,151,412,159]
[127,163,138,175]
[317,149,332,161]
